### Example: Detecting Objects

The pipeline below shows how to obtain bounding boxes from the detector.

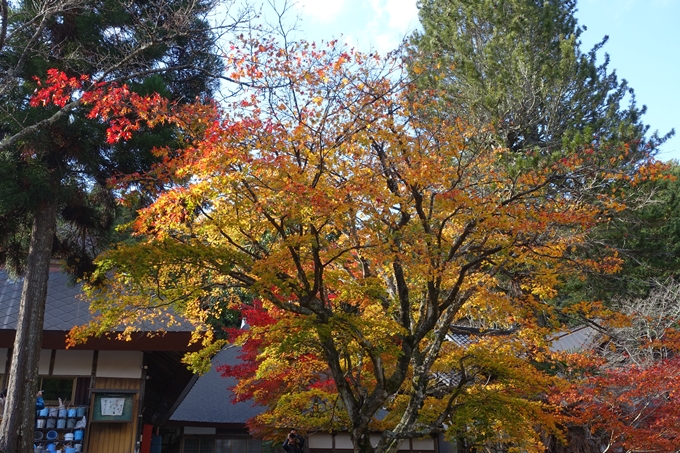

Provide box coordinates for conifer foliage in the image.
[411,0,665,160]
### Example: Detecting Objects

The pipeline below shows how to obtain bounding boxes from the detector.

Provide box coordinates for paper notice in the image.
[101,397,125,416]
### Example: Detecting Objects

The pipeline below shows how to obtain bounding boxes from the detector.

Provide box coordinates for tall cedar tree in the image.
[411,0,664,157]
[0,0,242,451]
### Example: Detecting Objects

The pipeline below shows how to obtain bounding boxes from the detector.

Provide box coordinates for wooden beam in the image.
[0,330,201,351]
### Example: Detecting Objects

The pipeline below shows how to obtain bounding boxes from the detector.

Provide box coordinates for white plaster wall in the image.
[184,427,216,435]
[412,437,435,450]
[95,351,143,378]
[52,350,94,376]
[39,350,51,375]
[335,433,353,449]
[0,348,7,370]
[308,434,333,448]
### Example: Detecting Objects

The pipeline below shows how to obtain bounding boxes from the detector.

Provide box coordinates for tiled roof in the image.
[550,325,599,352]
[167,328,602,426]
[169,346,264,424]
[447,333,474,347]
[0,270,90,331]
[0,269,193,332]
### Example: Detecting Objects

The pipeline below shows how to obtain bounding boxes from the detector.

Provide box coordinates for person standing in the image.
[35,390,45,411]
[290,429,305,451]
[283,429,305,453]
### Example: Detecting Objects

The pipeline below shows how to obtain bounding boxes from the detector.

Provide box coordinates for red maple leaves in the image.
[31,69,170,144]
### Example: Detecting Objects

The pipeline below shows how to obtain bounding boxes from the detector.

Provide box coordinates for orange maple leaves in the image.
[30,69,88,108]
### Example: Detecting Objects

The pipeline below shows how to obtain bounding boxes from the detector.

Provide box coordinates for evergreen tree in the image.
[410,0,673,307]
[565,161,680,303]
[410,0,668,162]
[0,1,248,451]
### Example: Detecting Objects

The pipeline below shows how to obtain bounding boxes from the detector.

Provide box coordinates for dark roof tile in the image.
[0,270,193,332]
[0,271,90,331]
[170,346,264,424]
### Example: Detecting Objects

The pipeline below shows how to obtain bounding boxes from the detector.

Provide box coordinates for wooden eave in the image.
[0,329,201,352]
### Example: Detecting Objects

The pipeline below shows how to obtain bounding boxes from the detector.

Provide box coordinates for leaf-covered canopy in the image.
[36,35,666,453]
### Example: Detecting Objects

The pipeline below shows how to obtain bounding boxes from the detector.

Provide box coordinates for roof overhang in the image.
[0,330,201,351]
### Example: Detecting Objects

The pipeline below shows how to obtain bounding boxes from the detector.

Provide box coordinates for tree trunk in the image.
[456,437,477,453]
[0,201,57,453]
[351,425,375,453]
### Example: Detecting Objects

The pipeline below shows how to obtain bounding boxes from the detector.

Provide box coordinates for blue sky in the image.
[276,0,679,162]
[576,0,679,162]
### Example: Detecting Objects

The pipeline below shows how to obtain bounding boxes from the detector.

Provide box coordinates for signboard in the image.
[91,391,135,423]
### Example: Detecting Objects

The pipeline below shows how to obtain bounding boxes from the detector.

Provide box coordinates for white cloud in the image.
[384,0,420,32]
[281,0,420,54]
[294,0,348,23]
[358,0,417,53]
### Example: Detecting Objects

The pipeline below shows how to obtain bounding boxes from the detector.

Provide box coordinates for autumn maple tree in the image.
[550,282,680,453]
[35,35,666,453]
[558,358,680,453]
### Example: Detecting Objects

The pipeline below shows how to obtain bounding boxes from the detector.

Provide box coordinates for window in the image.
[184,438,215,453]
[215,439,231,453]
[248,439,262,453]
[39,377,75,405]
[200,439,214,453]
[184,438,200,453]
